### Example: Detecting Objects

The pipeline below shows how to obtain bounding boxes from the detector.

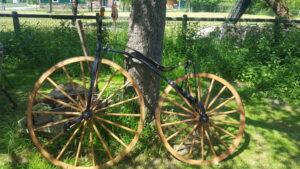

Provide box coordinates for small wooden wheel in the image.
[156,73,245,165]
[27,57,145,168]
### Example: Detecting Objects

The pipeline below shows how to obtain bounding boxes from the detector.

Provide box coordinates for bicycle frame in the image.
[64,16,208,131]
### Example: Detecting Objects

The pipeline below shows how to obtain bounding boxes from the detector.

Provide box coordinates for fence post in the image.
[0,43,3,80]
[182,14,187,32]
[12,11,20,33]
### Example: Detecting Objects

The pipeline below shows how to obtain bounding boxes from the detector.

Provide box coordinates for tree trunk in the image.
[122,1,127,12]
[89,1,93,12]
[48,0,53,13]
[227,0,251,24]
[126,0,167,118]
[71,0,78,24]
[265,0,292,20]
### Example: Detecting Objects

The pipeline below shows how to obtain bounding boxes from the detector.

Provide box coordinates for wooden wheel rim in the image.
[27,56,145,168]
[155,73,245,165]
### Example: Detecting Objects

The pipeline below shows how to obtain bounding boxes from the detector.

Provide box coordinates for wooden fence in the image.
[1,11,300,32]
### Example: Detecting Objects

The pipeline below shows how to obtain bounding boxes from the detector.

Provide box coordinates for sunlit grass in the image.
[0,58,299,169]
[0,11,299,168]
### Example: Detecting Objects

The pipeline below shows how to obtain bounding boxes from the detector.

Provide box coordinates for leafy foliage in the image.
[1,20,298,102]
[0,18,299,169]
[163,23,299,102]
[0,21,109,70]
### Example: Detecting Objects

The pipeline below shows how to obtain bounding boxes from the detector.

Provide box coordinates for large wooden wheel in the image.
[27,57,145,168]
[156,73,245,165]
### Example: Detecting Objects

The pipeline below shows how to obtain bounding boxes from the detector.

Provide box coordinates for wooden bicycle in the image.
[26,15,245,168]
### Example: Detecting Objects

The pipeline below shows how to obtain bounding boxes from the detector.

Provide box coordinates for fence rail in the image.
[1,11,300,32]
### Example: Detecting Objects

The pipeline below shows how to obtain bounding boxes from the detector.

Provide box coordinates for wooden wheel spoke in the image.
[209,122,236,138]
[156,73,245,165]
[95,96,138,113]
[94,116,138,134]
[80,61,88,107]
[86,60,92,75]
[34,116,78,131]
[161,110,194,118]
[91,69,100,103]
[42,121,78,148]
[161,118,197,127]
[42,131,64,147]
[166,123,193,141]
[62,66,85,107]
[175,88,196,112]
[104,81,130,102]
[165,97,194,115]
[75,121,87,166]
[89,124,96,166]
[210,118,240,125]
[208,110,238,117]
[92,121,113,160]
[92,69,118,108]
[200,125,205,161]
[186,75,194,97]
[204,129,217,157]
[33,111,81,116]
[37,93,82,112]
[94,81,130,110]
[207,96,235,114]
[175,124,198,152]
[42,118,76,147]
[46,77,82,109]
[28,58,146,167]
[197,76,201,102]
[208,127,229,150]
[96,121,128,148]
[204,79,215,109]
[188,135,196,156]
[207,86,227,109]
[97,112,141,117]
[56,121,84,160]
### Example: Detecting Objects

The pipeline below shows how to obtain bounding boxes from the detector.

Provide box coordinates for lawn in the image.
[0,9,299,169]
[0,59,299,169]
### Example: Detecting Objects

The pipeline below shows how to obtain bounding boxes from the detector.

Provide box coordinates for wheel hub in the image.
[82,111,92,119]
[196,101,209,122]
[200,113,209,122]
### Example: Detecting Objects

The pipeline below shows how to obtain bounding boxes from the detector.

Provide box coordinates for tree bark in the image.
[227,0,251,24]
[265,0,292,20]
[126,0,167,118]
[48,0,53,13]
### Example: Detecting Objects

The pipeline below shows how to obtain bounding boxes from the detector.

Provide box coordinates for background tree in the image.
[185,0,230,12]
[126,0,167,118]
[227,0,251,24]
[265,0,292,20]
[120,0,131,11]
[87,0,93,12]
[48,0,53,13]
[227,0,293,26]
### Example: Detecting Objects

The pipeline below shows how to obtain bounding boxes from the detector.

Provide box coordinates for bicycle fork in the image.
[64,17,103,132]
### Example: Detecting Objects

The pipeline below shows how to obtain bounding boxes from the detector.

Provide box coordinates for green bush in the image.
[1,21,299,102]
[163,24,299,102]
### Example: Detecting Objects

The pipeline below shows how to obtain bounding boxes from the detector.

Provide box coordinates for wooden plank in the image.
[76,20,90,56]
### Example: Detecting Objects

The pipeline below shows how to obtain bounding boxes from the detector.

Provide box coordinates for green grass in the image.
[1,67,299,168]
[0,16,299,168]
